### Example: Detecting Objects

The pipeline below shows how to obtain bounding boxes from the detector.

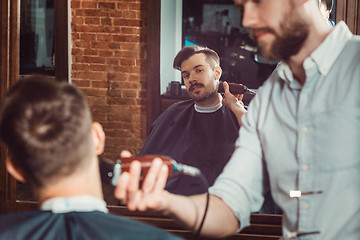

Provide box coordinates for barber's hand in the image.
[114,150,172,213]
[221,81,247,126]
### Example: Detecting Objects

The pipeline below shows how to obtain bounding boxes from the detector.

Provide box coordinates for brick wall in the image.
[70,0,148,158]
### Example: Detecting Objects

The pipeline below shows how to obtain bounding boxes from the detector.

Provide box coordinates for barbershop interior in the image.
[0,0,359,239]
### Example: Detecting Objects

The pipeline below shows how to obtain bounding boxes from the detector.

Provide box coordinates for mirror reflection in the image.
[16,0,336,217]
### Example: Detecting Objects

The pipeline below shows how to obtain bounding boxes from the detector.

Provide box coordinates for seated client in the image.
[0,75,182,240]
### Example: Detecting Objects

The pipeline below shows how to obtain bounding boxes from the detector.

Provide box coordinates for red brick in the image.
[98,2,115,9]
[128,74,140,82]
[72,63,88,71]
[113,18,142,27]
[83,56,106,64]
[117,3,129,10]
[84,18,100,25]
[96,34,112,41]
[122,89,138,98]
[113,35,140,42]
[75,25,105,32]
[72,16,84,25]
[108,11,123,18]
[100,18,112,26]
[107,73,127,81]
[89,64,107,71]
[91,41,120,50]
[72,48,83,55]
[84,9,104,17]
[71,1,80,8]
[106,58,119,65]
[107,97,137,105]
[84,49,98,56]
[104,26,121,33]
[74,41,91,48]
[91,81,108,88]
[75,71,107,81]
[129,3,142,11]
[113,66,141,74]
[121,27,138,35]
[98,50,114,57]
[80,33,96,41]
[82,2,97,9]
[120,58,135,66]
[122,11,138,19]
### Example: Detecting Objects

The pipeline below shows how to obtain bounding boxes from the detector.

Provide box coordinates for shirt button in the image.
[301,127,308,133]
[303,203,309,210]
[302,164,309,171]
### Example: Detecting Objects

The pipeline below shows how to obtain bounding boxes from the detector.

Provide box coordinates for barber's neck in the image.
[194,92,222,108]
[287,16,332,85]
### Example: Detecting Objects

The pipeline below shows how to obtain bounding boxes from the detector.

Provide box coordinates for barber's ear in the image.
[6,157,26,183]
[92,122,105,155]
[214,66,222,80]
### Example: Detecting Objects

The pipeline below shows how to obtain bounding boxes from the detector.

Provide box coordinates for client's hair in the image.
[0,75,93,187]
[173,46,220,70]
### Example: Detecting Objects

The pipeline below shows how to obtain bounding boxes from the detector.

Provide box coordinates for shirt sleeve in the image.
[209,85,268,231]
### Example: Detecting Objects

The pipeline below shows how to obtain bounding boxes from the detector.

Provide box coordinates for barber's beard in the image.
[252,11,309,62]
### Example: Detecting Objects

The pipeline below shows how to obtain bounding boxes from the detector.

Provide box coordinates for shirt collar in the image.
[194,95,223,113]
[310,21,353,76]
[277,21,352,84]
[41,195,108,213]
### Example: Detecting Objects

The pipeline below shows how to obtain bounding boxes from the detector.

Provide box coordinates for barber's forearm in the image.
[166,193,240,238]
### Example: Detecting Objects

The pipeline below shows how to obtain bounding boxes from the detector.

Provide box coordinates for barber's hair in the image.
[173,46,220,70]
[0,75,93,187]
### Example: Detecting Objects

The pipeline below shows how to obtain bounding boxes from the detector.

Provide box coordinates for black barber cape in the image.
[0,210,182,240]
[140,99,240,195]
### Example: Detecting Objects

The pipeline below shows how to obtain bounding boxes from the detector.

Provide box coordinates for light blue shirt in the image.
[209,21,360,239]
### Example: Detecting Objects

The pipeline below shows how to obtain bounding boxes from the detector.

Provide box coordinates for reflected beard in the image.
[253,11,309,62]
[192,90,218,104]
[189,83,217,103]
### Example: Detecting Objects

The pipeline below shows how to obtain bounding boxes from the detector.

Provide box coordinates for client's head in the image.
[0,75,102,190]
[173,45,220,71]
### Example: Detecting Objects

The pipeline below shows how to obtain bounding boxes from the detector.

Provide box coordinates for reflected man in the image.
[140,46,247,196]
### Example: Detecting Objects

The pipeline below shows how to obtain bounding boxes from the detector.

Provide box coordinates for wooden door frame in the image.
[0,0,68,214]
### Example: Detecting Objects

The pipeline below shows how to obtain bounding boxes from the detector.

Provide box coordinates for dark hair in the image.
[0,75,93,187]
[173,46,220,70]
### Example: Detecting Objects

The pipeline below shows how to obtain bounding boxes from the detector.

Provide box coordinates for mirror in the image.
[14,0,338,215]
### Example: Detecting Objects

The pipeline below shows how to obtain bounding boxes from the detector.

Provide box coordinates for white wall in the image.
[160,0,182,94]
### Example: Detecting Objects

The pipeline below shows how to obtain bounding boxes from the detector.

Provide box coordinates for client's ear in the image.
[92,122,105,155]
[6,157,26,183]
[214,66,222,80]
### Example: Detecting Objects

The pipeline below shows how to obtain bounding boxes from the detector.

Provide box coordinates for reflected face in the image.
[235,0,309,62]
[180,53,219,104]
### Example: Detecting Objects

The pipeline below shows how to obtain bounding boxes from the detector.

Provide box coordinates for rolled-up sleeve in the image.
[209,88,267,231]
